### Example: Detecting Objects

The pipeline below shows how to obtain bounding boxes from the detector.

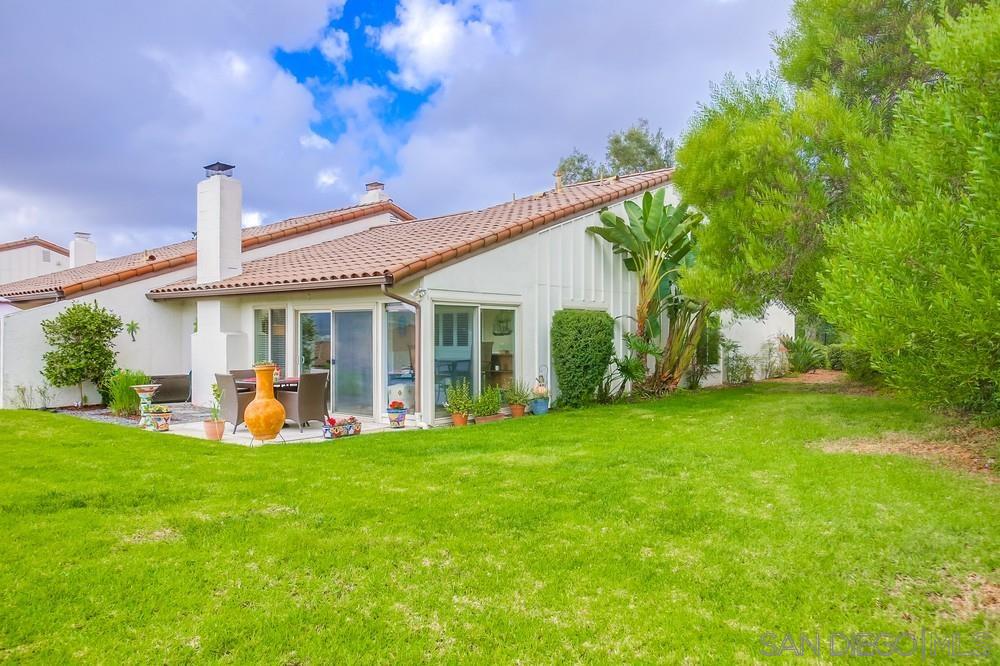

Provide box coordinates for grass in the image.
[0,383,997,663]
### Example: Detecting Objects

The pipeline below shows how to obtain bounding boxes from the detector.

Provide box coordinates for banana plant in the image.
[586,189,700,340]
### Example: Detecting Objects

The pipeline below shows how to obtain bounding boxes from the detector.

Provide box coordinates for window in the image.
[253,308,287,375]
[42,250,51,263]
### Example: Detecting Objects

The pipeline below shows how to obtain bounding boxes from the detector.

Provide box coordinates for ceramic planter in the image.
[530,398,549,415]
[244,364,286,441]
[150,411,172,431]
[386,408,407,428]
[450,413,468,426]
[509,404,526,418]
[203,420,225,441]
[475,413,504,424]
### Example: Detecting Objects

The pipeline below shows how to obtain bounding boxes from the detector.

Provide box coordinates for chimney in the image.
[196,162,242,284]
[70,232,97,267]
[553,169,564,192]
[360,181,389,204]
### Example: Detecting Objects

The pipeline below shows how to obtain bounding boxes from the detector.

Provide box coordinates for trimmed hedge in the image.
[551,310,615,407]
[826,343,846,370]
[843,347,879,384]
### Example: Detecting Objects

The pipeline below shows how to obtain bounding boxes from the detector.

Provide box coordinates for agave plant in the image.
[586,189,700,340]
[781,336,827,373]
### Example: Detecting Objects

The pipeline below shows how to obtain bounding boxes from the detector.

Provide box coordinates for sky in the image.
[0,0,793,258]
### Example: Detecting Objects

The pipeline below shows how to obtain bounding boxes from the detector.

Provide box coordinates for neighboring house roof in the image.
[0,237,69,256]
[148,169,674,299]
[0,200,414,301]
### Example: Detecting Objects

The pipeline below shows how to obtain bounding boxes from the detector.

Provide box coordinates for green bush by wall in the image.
[826,344,845,371]
[843,347,880,384]
[551,310,615,407]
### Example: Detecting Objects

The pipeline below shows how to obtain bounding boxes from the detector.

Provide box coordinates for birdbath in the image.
[132,384,162,431]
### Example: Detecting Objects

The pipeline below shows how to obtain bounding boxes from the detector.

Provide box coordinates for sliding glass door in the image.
[333,311,373,416]
[433,305,476,417]
[298,310,373,416]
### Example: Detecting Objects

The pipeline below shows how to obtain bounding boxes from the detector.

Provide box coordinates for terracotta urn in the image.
[244,363,286,441]
[509,404,526,418]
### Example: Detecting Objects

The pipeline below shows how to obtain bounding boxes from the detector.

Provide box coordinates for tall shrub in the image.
[41,301,123,404]
[551,310,615,407]
[820,3,1000,413]
[107,369,151,417]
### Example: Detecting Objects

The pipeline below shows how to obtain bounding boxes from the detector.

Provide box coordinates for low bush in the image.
[782,336,827,374]
[107,369,151,417]
[473,386,502,418]
[551,310,615,407]
[722,341,755,385]
[826,344,846,370]
[842,348,880,384]
[445,380,473,415]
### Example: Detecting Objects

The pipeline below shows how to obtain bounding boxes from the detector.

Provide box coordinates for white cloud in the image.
[299,132,333,149]
[315,168,340,189]
[318,28,350,73]
[374,0,515,91]
[242,210,265,227]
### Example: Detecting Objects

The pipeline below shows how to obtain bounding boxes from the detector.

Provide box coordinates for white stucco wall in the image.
[0,244,68,283]
[0,211,399,408]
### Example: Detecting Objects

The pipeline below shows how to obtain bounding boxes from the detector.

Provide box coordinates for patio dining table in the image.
[236,376,300,391]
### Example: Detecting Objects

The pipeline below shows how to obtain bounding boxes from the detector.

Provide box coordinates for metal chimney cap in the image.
[365,181,385,191]
[73,231,91,240]
[204,162,235,178]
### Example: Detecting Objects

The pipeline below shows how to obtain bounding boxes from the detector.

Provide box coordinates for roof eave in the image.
[146,275,390,300]
[0,290,63,302]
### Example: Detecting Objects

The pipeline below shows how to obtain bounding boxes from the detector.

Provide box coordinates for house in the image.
[0,165,792,424]
[0,235,85,284]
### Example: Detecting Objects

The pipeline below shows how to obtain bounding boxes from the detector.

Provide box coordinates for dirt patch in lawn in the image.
[768,368,847,384]
[817,426,998,480]
[123,527,182,544]
[935,573,1000,621]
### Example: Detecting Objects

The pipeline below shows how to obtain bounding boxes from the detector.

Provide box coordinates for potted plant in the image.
[148,404,172,431]
[203,383,225,440]
[505,380,532,418]
[386,400,407,428]
[473,386,504,424]
[530,375,550,415]
[445,379,473,426]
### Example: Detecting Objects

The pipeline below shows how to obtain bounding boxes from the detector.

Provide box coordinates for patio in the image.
[57,401,420,446]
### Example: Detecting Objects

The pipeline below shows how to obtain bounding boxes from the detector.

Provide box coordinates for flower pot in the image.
[386,408,408,428]
[150,411,172,431]
[451,413,468,426]
[509,404,526,418]
[475,413,504,424]
[530,398,549,415]
[203,419,225,441]
[244,364,286,441]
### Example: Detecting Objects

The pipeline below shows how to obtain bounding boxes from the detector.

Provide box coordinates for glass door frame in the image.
[296,306,377,417]
[430,301,519,421]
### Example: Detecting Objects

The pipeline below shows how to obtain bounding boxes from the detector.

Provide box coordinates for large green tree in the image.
[675,76,875,315]
[820,2,1000,413]
[776,0,977,120]
[675,0,976,316]
[557,119,675,185]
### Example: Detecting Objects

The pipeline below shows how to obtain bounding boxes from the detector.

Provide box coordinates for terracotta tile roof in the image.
[0,200,413,301]
[0,236,69,256]
[148,169,674,298]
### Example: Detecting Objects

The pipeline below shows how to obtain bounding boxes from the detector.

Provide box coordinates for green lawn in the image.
[1,384,996,663]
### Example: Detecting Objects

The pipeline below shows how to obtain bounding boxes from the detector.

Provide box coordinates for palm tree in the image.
[587,190,707,393]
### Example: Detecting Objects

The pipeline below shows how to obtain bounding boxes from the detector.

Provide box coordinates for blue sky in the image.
[0,0,793,257]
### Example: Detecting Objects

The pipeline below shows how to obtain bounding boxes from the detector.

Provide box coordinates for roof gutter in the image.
[1,290,62,303]
[381,282,421,416]
[145,275,389,300]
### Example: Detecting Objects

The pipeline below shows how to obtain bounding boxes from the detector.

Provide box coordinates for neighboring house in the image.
[0,235,78,283]
[0,165,792,423]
